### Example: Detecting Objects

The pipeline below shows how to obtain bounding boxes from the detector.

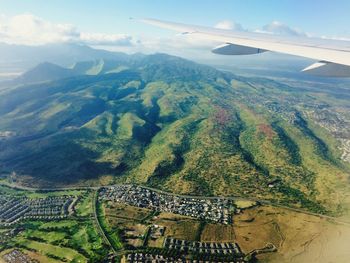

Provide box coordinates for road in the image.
[91,189,117,255]
[2,181,350,226]
[135,184,350,226]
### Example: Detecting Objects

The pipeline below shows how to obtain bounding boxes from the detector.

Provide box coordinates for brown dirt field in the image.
[148,236,165,248]
[126,238,143,247]
[200,223,236,242]
[26,250,62,263]
[233,205,350,263]
[104,204,149,248]
[151,212,200,241]
[123,222,147,247]
[105,203,151,221]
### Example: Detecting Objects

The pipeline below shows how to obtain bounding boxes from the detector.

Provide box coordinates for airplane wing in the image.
[140,18,350,77]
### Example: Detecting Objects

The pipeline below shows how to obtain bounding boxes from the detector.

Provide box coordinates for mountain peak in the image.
[15,62,77,84]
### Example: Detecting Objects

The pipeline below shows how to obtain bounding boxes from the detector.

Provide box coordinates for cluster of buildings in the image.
[164,238,242,256]
[124,253,246,263]
[124,253,186,263]
[100,185,233,224]
[0,195,76,226]
[2,250,36,263]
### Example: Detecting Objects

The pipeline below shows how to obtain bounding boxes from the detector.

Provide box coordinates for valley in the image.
[0,54,349,216]
[0,52,349,262]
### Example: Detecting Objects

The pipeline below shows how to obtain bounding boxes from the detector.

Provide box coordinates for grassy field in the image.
[0,187,109,262]
[23,229,67,243]
[75,191,94,217]
[39,220,79,230]
[0,183,83,198]
[13,217,109,261]
[97,200,123,250]
[0,249,61,263]
[15,237,87,262]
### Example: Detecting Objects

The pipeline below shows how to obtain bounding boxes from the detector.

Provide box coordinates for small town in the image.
[0,195,76,226]
[164,238,242,256]
[123,253,246,263]
[99,185,233,224]
[2,249,37,263]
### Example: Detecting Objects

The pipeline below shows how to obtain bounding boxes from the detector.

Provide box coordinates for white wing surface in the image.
[140,18,350,77]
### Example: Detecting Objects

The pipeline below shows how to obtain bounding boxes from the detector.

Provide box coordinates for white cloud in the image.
[79,33,132,46]
[321,35,350,41]
[256,21,307,37]
[0,14,78,45]
[0,14,133,46]
[2,13,348,60]
[214,20,244,31]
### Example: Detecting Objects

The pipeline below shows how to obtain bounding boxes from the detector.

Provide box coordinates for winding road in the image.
[2,181,350,226]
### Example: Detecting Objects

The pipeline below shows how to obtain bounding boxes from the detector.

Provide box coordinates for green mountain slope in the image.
[0,54,348,214]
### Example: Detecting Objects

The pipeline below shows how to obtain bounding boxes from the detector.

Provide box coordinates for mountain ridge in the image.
[0,53,349,215]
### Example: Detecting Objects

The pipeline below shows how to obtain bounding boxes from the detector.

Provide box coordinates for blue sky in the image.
[1,0,350,69]
[2,0,350,37]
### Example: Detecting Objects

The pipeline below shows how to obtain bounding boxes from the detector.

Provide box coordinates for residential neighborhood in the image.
[0,195,76,226]
[2,249,37,263]
[0,183,280,263]
[123,253,247,263]
[99,185,234,224]
[164,238,242,256]
[124,253,186,263]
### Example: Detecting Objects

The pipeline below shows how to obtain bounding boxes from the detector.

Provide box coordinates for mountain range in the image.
[0,52,349,215]
[0,42,135,81]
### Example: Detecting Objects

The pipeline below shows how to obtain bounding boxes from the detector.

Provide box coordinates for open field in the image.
[102,197,350,262]
[233,205,350,263]
[15,237,87,262]
[200,223,236,242]
[105,202,152,221]
[0,187,109,262]
[0,248,61,263]
[11,218,108,261]
[153,213,201,241]
[0,183,84,199]
[104,202,202,248]
[75,191,94,217]
[97,200,123,251]
[39,219,78,229]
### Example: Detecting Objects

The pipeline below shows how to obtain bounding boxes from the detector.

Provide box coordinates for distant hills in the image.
[14,62,78,84]
[0,42,136,80]
[0,42,131,66]
[0,52,349,215]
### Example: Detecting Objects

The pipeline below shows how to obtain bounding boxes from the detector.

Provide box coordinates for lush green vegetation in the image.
[96,199,123,250]
[0,188,110,262]
[0,53,349,215]
[16,218,109,261]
